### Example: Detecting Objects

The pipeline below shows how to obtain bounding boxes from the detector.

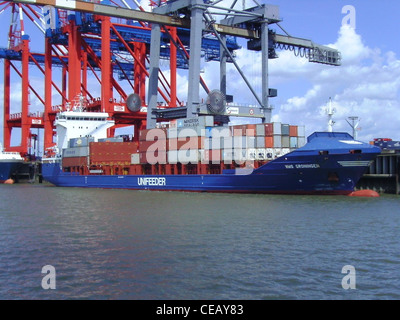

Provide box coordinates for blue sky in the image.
[1,0,400,147]
[277,0,400,141]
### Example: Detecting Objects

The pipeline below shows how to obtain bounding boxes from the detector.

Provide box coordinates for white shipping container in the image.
[233,136,247,149]
[98,137,124,142]
[273,135,282,148]
[247,136,256,148]
[177,116,214,128]
[247,148,257,161]
[222,136,233,149]
[281,136,290,148]
[298,137,306,147]
[256,124,265,136]
[168,128,178,139]
[231,136,257,149]
[69,137,94,148]
[205,137,221,150]
[273,122,282,135]
[274,148,283,158]
[222,149,233,162]
[297,125,305,137]
[265,148,275,159]
[202,115,215,127]
[256,136,265,148]
[290,137,298,148]
[256,148,266,160]
[63,146,90,158]
[131,153,140,164]
[222,149,247,163]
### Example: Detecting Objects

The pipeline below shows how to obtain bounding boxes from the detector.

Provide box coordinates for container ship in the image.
[0,144,24,183]
[42,106,380,195]
[34,0,379,194]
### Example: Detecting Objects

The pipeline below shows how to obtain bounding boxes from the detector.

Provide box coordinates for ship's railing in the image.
[9,112,22,120]
[8,111,44,120]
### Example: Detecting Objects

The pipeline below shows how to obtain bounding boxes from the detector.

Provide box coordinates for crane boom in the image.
[274,34,341,66]
[246,29,341,66]
[9,0,258,38]
[9,0,341,66]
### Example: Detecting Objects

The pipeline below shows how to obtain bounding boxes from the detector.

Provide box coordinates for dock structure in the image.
[357,151,400,194]
[4,1,398,195]
[1,0,340,157]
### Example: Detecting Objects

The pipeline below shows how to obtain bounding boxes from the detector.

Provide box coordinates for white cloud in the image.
[331,25,371,64]
[270,25,400,141]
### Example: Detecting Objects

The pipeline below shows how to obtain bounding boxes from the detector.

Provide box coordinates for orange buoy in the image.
[4,179,15,184]
[348,190,379,197]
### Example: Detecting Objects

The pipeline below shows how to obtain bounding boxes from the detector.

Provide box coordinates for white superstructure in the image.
[54,111,115,151]
[0,144,24,162]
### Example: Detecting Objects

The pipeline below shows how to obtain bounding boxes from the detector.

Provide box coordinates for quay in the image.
[357,150,400,195]
[11,161,43,184]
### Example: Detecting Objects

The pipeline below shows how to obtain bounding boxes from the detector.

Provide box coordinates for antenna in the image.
[346,116,360,140]
[326,97,335,132]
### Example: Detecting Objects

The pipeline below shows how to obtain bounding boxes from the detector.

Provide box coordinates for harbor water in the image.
[0,183,399,300]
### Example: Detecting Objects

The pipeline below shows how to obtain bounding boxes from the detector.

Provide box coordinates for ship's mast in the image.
[347,116,360,140]
[326,97,335,133]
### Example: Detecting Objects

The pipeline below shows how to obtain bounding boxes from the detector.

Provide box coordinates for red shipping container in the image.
[90,142,138,163]
[139,128,167,141]
[289,125,298,137]
[140,151,167,164]
[231,125,243,136]
[90,142,138,152]
[139,140,168,153]
[265,136,274,148]
[62,156,88,167]
[264,123,273,136]
[244,124,256,136]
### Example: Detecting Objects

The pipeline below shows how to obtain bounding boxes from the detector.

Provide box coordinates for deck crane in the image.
[8,0,341,130]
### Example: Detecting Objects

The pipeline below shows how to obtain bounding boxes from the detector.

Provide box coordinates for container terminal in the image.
[0,0,396,194]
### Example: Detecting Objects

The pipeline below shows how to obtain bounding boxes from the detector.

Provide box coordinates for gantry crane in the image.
[2,0,340,155]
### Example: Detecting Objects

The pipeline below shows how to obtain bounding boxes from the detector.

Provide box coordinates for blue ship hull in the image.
[42,132,381,195]
[0,161,22,183]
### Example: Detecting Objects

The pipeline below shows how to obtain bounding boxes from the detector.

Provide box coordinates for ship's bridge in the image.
[55,111,115,151]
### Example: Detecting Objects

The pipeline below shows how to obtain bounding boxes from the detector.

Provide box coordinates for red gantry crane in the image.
[1,0,340,158]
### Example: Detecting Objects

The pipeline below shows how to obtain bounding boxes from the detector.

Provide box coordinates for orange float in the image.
[348,190,379,197]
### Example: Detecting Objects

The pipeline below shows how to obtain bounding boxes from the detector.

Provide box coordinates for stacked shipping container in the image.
[61,117,306,173]
[90,141,138,165]
[137,118,306,164]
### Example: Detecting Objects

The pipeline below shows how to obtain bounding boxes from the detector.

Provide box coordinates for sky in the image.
[1,0,400,147]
